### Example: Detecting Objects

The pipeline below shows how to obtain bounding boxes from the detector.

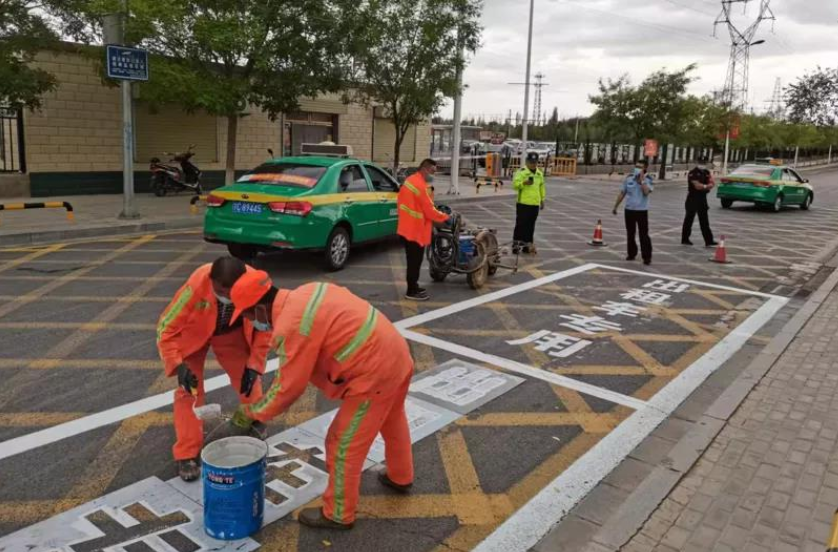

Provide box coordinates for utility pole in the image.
[449,42,465,196]
[574,116,580,144]
[715,0,774,175]
[521,0,535,163]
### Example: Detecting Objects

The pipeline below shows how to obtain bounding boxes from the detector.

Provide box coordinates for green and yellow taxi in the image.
[203,152,400,271]
[717,161,813,212]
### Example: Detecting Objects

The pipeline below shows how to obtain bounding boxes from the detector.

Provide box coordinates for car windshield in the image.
[731,165,775,178]
[237,163,327,188]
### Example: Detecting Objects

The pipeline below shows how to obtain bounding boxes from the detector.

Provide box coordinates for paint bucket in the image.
[201,436,267,540]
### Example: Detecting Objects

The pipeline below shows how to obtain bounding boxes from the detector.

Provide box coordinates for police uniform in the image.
[512,152,546,253]
[681,166,716,246]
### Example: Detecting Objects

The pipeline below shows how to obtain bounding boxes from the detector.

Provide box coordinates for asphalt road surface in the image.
[0,166,836,552]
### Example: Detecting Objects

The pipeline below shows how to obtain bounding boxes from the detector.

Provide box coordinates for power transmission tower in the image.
[714,0,775,173]
[509,72,550,127]
[765,77,785,119]
[714,0,775,111]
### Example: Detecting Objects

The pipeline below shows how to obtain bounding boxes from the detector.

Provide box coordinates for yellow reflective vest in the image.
[513,167,546,206]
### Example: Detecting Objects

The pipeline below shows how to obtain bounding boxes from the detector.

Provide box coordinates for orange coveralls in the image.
[243,282,415,524]
[397,172,448,247]
[157,264,271,460]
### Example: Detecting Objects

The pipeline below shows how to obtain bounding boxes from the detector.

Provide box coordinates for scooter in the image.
[149,145,203,197]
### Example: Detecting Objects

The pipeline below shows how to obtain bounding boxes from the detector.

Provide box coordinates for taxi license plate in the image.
[232,202,263,215]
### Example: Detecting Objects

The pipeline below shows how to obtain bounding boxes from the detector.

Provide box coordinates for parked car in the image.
[717,163,813,212]
[203,153,401,271]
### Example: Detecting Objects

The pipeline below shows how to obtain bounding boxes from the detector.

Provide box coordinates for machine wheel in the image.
[720,198,733,209]
[324,226,351,272]
[466,240,489,290]
[429,266,448,282]
[152,174,167,197]
[800,193,813,210]
[227,243,258,261]
[772,194,783,213]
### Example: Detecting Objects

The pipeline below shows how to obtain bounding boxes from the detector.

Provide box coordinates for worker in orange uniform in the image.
[224,270,415,530]
[157,256,271,482]
[397,158,449,301]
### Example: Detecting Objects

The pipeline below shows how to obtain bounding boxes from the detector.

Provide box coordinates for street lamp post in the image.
[520,0,535,165]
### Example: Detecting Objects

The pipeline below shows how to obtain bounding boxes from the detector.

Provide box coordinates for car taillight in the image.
[206,194,225,207]
[752,180,772,187]
[268,201,312,216]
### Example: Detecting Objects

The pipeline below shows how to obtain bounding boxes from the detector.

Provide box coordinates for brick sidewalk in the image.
[620,289,838,552]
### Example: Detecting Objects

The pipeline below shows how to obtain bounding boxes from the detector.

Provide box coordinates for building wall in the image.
[22,48,432,196]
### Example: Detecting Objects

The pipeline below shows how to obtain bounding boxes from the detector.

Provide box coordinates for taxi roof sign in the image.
[300,143,353,157]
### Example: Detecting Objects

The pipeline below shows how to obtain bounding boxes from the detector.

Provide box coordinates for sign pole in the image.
[722,129,730,175]
[119,78,138,219]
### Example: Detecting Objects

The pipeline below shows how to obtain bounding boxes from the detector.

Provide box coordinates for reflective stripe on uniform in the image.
[249,337,286,414]
[333,400,371,523]
[403,182,420,195]
[334,307,379,363]
[157,285,193,341]
[300,283,328,337]
[399,203,423,219]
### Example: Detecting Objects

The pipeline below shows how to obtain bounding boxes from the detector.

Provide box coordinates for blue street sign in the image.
[106,45,149,82]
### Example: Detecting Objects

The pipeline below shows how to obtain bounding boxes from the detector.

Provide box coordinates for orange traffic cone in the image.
[710,235,731,264]
[588,219,608,246]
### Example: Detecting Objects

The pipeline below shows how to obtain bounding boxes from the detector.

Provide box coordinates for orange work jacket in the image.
[243,282,414,422]
[396,172,448,247]
[157,264,271,376]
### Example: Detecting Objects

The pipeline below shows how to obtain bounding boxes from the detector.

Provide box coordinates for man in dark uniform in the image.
[681,158,718,247]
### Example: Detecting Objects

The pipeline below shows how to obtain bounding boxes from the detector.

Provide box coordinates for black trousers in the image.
[681,202,714,245]
[513,203,540,244]
[624,209,652,262]
[402,237,425,293]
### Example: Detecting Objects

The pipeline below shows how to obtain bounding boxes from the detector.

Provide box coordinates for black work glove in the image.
[240,368,261,397]
[176,363,198,395]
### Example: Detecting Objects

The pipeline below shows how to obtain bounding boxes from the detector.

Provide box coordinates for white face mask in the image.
[214,292,233,306]
[251,305,272,332]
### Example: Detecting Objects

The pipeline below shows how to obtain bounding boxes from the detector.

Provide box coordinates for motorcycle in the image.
[149,145,203,197]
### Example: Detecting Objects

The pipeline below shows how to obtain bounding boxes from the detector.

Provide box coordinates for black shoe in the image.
[626,256,636,261]
[378,470,413,494]
[643,259,652,266]
[681,240,693,246]
[298,507,353,530]
[178,458,200,482]
[405,290,429,302]
[705,241,719,247]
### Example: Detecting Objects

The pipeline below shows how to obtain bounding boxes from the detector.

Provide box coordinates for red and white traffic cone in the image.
[709,235,731,264]
[588,219,608,247]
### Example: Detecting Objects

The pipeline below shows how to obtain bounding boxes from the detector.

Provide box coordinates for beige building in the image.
[6,45,430,197]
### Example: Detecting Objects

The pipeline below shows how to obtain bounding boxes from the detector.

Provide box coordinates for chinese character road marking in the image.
[643,279,690,293]
[594,301,648,318]
[620,288,671,305]
[507,331,592,358]
[559,314,623,336]
[70,503,196,552]
[265,442,327,506]
[410,366,507,406]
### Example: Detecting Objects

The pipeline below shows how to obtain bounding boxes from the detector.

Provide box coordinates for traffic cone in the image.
[588,219,608,247]
[709,235,731,264]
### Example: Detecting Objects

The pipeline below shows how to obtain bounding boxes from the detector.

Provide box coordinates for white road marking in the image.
[473,295,788,552]
[0,359,280,462]
[400,329,649,411]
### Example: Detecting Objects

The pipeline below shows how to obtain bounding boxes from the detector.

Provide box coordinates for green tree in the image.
[60,0,349,183]
[346,0,482,169]
[786,67,838,127]
[0,1,59,110]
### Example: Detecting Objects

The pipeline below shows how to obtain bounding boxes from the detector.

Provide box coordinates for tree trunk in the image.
[393,127,403,175]
[225,114,239,185]
[658,143,669,180]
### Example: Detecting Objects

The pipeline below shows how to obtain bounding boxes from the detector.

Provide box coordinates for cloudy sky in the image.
[443,0,838,122]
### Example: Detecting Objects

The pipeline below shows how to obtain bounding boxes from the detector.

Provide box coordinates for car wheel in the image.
[772,195,783,213]
[721,198,733,209]
[800,193,812,210]
[324,226,351,272]
[227,243,258,261]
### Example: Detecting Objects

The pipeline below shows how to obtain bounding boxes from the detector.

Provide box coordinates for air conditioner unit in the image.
[373,105,392,119]
[300,143,354,157]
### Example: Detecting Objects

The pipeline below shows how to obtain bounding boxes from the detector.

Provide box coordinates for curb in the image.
[584,255,838,550]
[0,193,511,247]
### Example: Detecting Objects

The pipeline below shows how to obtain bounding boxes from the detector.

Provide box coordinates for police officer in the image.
[513,152,546,254]
[681,158,718,247]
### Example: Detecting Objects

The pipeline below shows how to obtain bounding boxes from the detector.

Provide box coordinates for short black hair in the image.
[210,256,246,288]
[419,158,437,170]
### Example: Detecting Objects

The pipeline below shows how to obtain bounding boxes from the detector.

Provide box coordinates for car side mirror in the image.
[804,179,810,183]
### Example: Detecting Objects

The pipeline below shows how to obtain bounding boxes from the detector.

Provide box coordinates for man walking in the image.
[613,160,654,265]
[225,271,415,530]
[512,152,546,254]
[682,158,718,247]
[157,256,271,481]
[397,158,449,301]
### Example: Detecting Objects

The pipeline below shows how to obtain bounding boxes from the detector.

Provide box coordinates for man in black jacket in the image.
[682,158,718,247]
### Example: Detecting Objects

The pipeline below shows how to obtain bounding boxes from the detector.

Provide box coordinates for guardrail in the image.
[0,201,74,224]
[190,195,208,215]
